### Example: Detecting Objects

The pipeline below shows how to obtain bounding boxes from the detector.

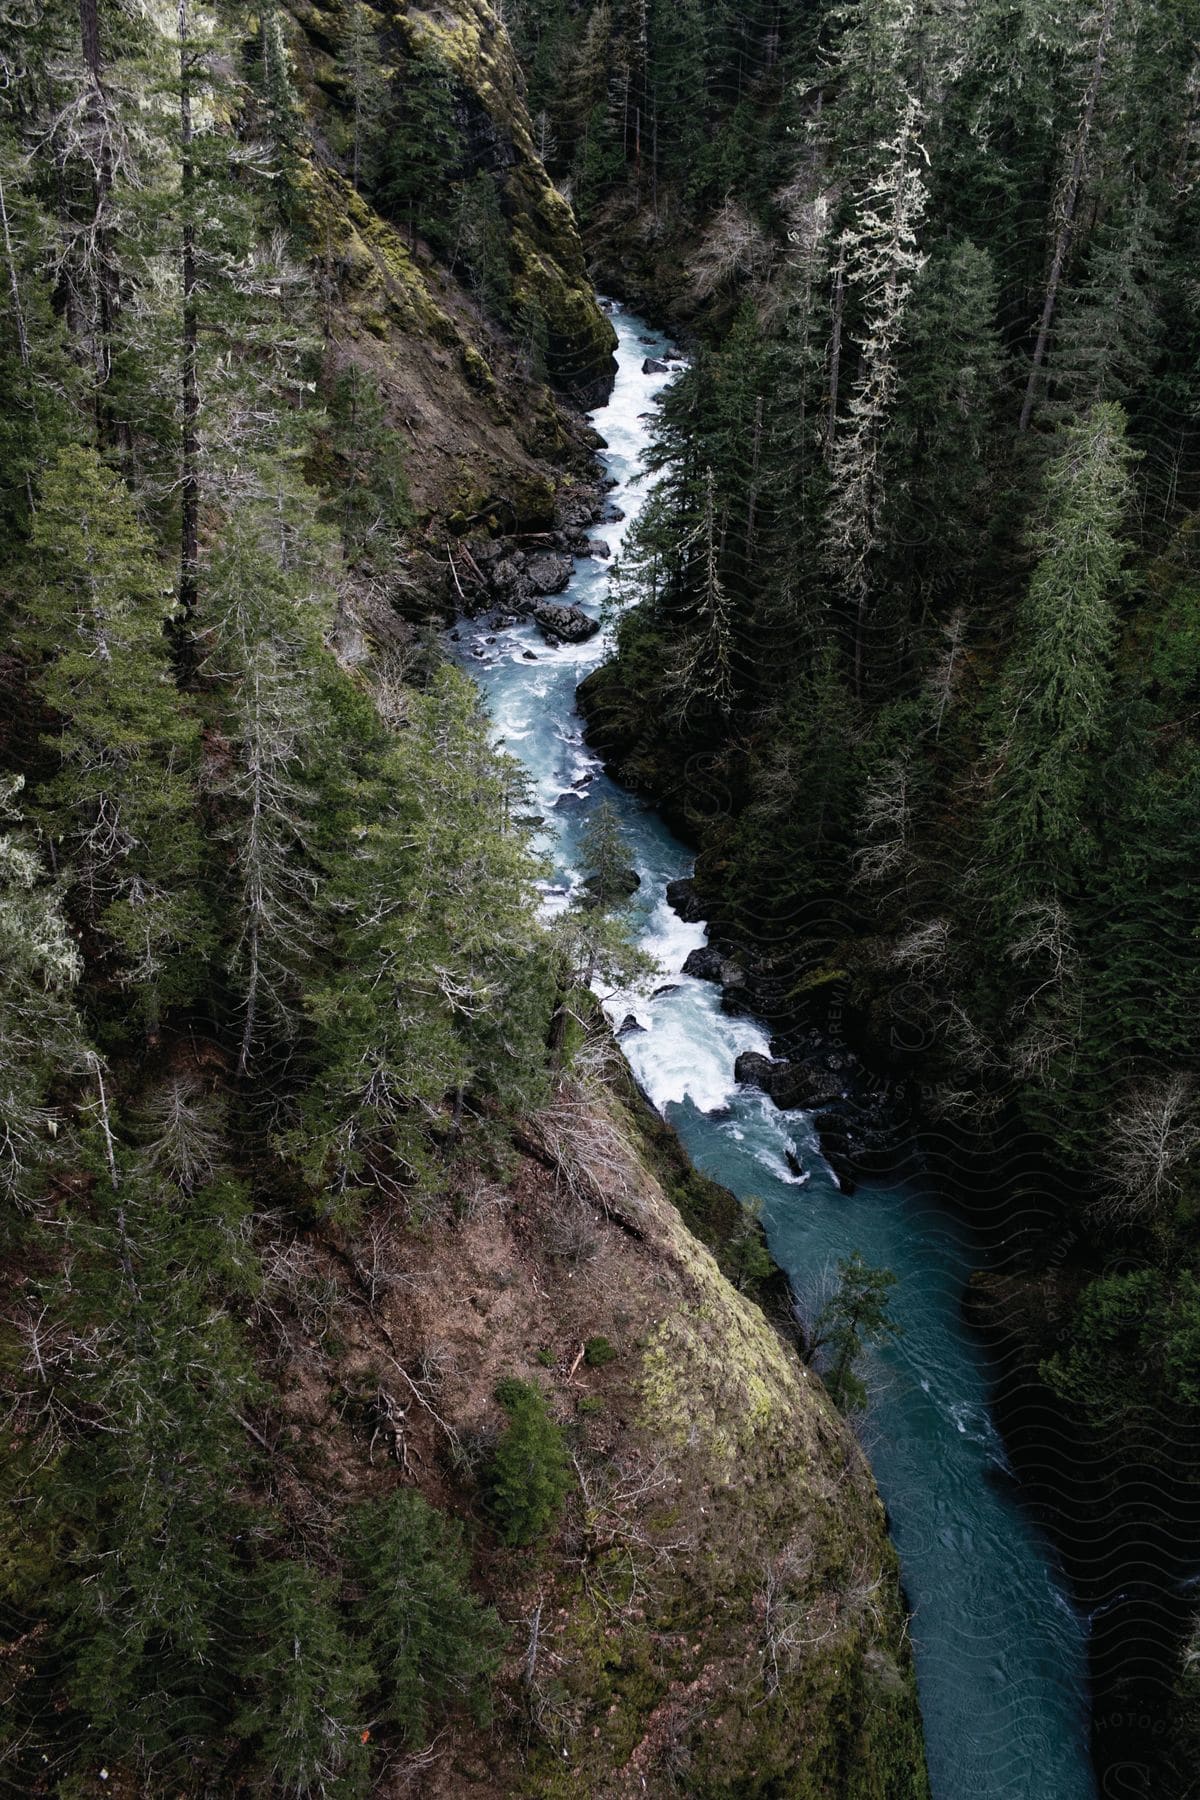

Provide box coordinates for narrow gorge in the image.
[456,301,1095,1800]
[1,0,1197,1795]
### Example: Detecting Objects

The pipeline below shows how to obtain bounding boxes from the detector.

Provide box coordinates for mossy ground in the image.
[242,1060,928,1798]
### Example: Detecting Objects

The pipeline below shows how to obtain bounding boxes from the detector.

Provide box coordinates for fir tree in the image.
[984,402,1136,895]
[807,1251,901,1411]
[489,1377,572,1546]
[377,43,464,251]
[0,773,86,1208]
[336,2,389,194]
[344,1491,503,1743]
[17,445,207,1020]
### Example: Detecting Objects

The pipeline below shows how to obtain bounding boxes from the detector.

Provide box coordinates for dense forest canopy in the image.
[0,0,940,1794]
[532,0,1200,1788]
[0,0,621,1790]
[2,0,1200,1792]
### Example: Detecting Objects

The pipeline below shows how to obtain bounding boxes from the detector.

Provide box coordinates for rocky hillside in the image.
[268,1060,930,1798]
[0,0,929,1792]
[285,0,616,518]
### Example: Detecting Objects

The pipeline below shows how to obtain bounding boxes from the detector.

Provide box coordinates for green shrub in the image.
[489,1378,572,1547]
[343,1491,503,1745]
[583,1335,616,1368]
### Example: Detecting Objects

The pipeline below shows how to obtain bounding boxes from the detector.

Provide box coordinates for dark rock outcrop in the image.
[682,945,749,1011]
[733,1052,844,1111]
[532,600,599,643]
[682,946,725,982]
[525,551,573,595]
[666,877,705,922]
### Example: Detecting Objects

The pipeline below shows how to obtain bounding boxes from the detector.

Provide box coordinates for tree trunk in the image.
[0,173,29,374]
[80,0,116,440]
[827,249,845,450]
[179,0,199,646]
[745,392,763,564]
[1018,0,1118,433]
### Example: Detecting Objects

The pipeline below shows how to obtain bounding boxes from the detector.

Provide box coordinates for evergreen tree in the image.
[823,92,929,697]
[0,773,85,1209]
[983,403,1136,897]
[289,665,554,1208]
[198,486,332,1072]
[234,1560,372,1797]
[336,2,389,194]
[344,1491,503,1743]
[807,1251,901,1411]
[453,173,514,321]
[16,446,207,1021]
[376,43,464,251]
[322,364,414,567]
[0,133,80,539]
[489,1377,572,1546]
[578,798,638,908]
[883,239,1004,629]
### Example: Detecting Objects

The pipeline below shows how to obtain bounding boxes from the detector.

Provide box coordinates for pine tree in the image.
[377,43,464,251]
[489,1377,572,1546]
[807,1251,901,1412]
[322,365,414,567]
[344,1491,503,1743]
[0,773,86,1208]
[882,238,1004,631]
[198,488,332,1072]
[17,445,207,1021]
[336,2,389,194]
[579,799,639,908]
[666,468,737,724]
[823,92,929,697]
[0,132,79,538]
[1018,0,1121,432]
[452,173,514,321]
[233,1559,372,1797]
[256,0,304,172]
[984,402,1136,894]
[1043,192,1163,426]
[289,665,555,1207]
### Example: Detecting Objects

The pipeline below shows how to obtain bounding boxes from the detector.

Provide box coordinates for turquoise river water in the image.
[455,302,1096,1799]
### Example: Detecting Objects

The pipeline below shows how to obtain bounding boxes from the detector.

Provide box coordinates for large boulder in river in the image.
[666,877,705,922]
[488,553,532,603]
[682,945,725,982]
[682,947,747,1012]
[642,357,669,374]
[734,1051,845,1111]
[531,600,599,644]
[525,551,573,595]
[582,865,641,906]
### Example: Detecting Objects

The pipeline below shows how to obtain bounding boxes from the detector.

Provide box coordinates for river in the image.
[454,301,1096,1799]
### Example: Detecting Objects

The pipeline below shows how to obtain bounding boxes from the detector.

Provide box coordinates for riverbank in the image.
[454,299,1096,1799]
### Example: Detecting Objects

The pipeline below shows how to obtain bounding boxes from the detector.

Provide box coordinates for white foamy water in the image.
[453,300,1096,1800]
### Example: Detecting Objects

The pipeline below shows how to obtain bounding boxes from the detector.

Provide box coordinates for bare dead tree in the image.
[1018,0,1120,432]
[1096,1074,1200,1225]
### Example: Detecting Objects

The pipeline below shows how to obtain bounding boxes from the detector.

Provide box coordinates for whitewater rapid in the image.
[454,301,1096,1800]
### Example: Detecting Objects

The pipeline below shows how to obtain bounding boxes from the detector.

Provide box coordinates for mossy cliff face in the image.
[396,0,618,407]
[291,1076,929,1798]
[282,0,615,529]
[292,152,584,535]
